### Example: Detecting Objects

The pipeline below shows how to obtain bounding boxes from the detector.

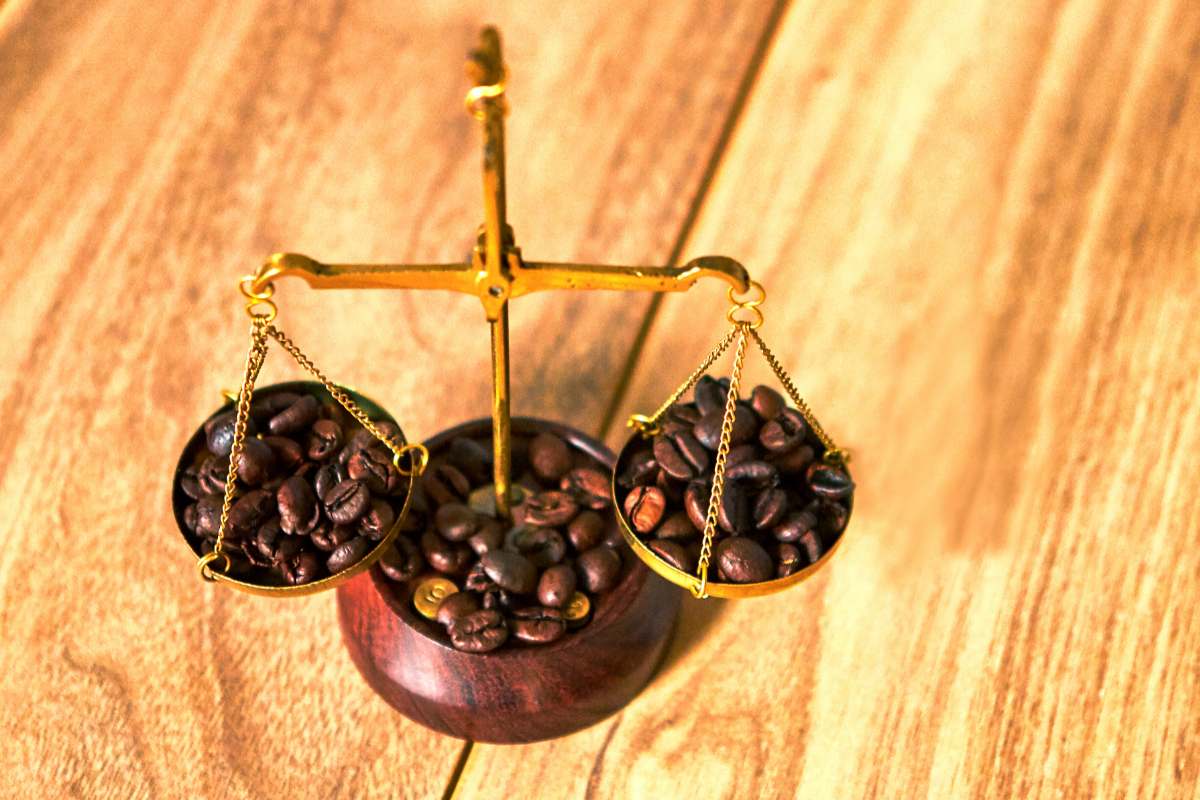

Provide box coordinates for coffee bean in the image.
[560,467,611,510]
[313,463,346,500]
[198,455,229,495]
[618,449,659,488]
[306,419,343,461]
[465,562,499,593]
[347,445,395,494]
[268,394,319,435]
[715,536,773,583]
[423,463,471,505]
[754,488,789,529]
[726,460,779,491]
[228,489,275,534]
[180,469,202,500]
[770,444,815,475]
[421,530,473,575]
[694,404,757,450]
[327,535,371,574]
[447,437,493,484]
[435,591,480,627]
[623,485,665,534]
[448,609,509,653]
[673,431,710,475]
[649,539,697,573]
[806,462,854,499]
[537,564,577,608]
[750,385,786,420]
[322,479,370,525]
[717,481,752,534]
[467,519,504,555]
[655,468,685,504]
[194,495,224,538]
[775,542,803,577]
[684,479,710,531]
[359,499,396,541]
[380,536,423,582]
[277,477,319,535]
[281,550,324,585]
[694,375,729,415]
[653,435,695,480]
[661,403,703,436]
[521,491,578,527]
[797,529,823,564]
[254,518,284,559]
[263,435,305,470]
[529,432,572,482]
[566,511,606,551]
[250,392,300,423]
[759,408,808,453]
[510,606,567,645]
[817,500,849,533]
[481,550,537,593]
[204,411,246,458]
[773,508,818,542]
[435,503,479,542]
[183,502,199,531]
[656,511,699,540]
[726,444,758,466]
[504,525,566,568]
[576,546,621,593]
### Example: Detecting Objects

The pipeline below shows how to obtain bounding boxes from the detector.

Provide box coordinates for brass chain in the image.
[746,326,847,465]
[627,326,740,436]
[694,324,750,598]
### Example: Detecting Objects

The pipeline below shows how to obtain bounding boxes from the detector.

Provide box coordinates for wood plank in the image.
[457,0,1200,797]
[0,1,781,797]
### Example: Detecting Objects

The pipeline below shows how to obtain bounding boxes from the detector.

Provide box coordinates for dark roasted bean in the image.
[313,463,346,500]
[465,562,499,593]
[715,536,773,583]
[448,609,509,653]
[180,469,202,500]
[773,508,818,542]
[281,550,324,585]
[726,460,779,491]
[481,550,537,593]
[694,375,729,415]
[263,435,305,470]
[754,488,789,529]
[183,502,199,531]
[653,434,695,480]
[327,535,371,573]
[268,394,319,435]
[656,511,699,540]
[759,408,808,453]
[806,462,855,499]
[447,437,493,484]
[435,503,479,542]
[277,477,320,535]
[504,525,566,568]
[649,539,697,573]
[619,449,659,488]
[576,546,621,593]
[529,432,572,482]
[566,511,606,552]
[560,467,611,510]
[467,518,504,555]
[435,591,480,627]
[194,495,223,538]
[624,485,666,534]
[306,419,343,461]
[322,479,370,525]
[420,530,473,575]
[770,444,815,475]
[655,468,685,504]
[521,491,578,527]
[694,404,757,450]
[358,499,396,541]
[204,411,246,458]
[250,392,300,423]
[751,385,786,420]
[817,500,849,533]
[797,529,823,565]
[380,536,423,581]
[673,431,710,475]
[537,564,577,608]
[775,542,803,577]
[423,463,471,505]
[347,445,396,494]
[509,606,567,645]
[717,481,752,534]
[684,479,710,531]
[726,444,758,466]
[228,489,275,534]
[198,455,229,495]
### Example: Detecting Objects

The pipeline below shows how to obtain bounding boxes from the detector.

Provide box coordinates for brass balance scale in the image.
[172,28,853,738]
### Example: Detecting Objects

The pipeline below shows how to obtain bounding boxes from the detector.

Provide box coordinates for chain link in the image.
[693,324,750,598]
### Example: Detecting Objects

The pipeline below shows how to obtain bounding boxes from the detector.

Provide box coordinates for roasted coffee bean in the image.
[277,477,319,535]
[694,404,757,450]
[448,609,509,653]
[338,428,376,467]
[198,455,229,495]
[726,444,758,467]
[775,542,803,577]
[268,394,319,435]
[313,463,346,500]
[624,485,666,534]
[773,508,818,542]
[204,411,245,458]
[481,589,521,610]
[567,511,606,551]
[359,499,396,541]
[750,385,786,420]
[435,503,479,542]
[423,463,471,505]
[576,546,621,593]
[510,606,567,645]
[306,419,343,461]
[817,500,849,533]
[694,375,729,415]
[715,536,773,583]
[379,536,423,582]
[435,591,480,627]
[263,435,305,470]
[194,495,224,537]
[347,445,396,494]
[481,550,537,593]
[649,539,696,573]
[673,431,710,475]
[504,525,566,568]
[754,488,789,529]
[447,437,492,484]
[467,518,504,555]
[180,469,202,500]
[619,449,659,488]
[759,408,808,453]
[661,403,703,436]
[521,491,578,527]
[806,462,854,499]
[281,550,324,585]
[254,518,284,559]
[683,479,710,531]
[655,468,685,504]
[653,435,695,480]
[228,489,275,534]
[421,530,473,575]
[183,502,199,531]
[327,535,371,574]
[250,392,300,423]
[656,511,699,540]
[560,467,611,510]
[529,432,572,482]
[322,479,370,525]
[770,444,815,475]
[797,529,823,565]
[717,481,752,534]
[465,562,499,593]
[537,564,577,608]
[726,460,779,491]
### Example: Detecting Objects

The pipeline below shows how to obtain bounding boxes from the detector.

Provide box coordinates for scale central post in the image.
[249,27,751,523]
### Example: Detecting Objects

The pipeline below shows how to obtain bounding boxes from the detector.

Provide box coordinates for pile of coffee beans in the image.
[614,376,853,584]
[176,387,409,586]
[378,429,627,653]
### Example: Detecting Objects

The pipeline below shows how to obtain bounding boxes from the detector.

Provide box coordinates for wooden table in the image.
[2,1,1198,797]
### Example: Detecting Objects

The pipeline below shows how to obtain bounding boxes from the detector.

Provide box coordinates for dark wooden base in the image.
[336,417,681,743]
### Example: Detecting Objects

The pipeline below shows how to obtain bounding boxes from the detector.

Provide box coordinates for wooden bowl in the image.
[336,417,681,743]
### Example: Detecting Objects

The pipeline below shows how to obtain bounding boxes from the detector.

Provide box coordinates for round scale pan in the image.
[610,432,852,599]
[171,380,415,597]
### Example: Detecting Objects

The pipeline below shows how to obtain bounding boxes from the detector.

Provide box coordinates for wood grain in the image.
[0,1,779,798]
[456,0,1200,798]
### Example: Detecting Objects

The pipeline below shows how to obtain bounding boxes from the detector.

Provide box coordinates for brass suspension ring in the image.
[197,550,231,582]
[240,274,278,322]
[465,73,508,119]
[726,280,766,328]
[393,443,430,477]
